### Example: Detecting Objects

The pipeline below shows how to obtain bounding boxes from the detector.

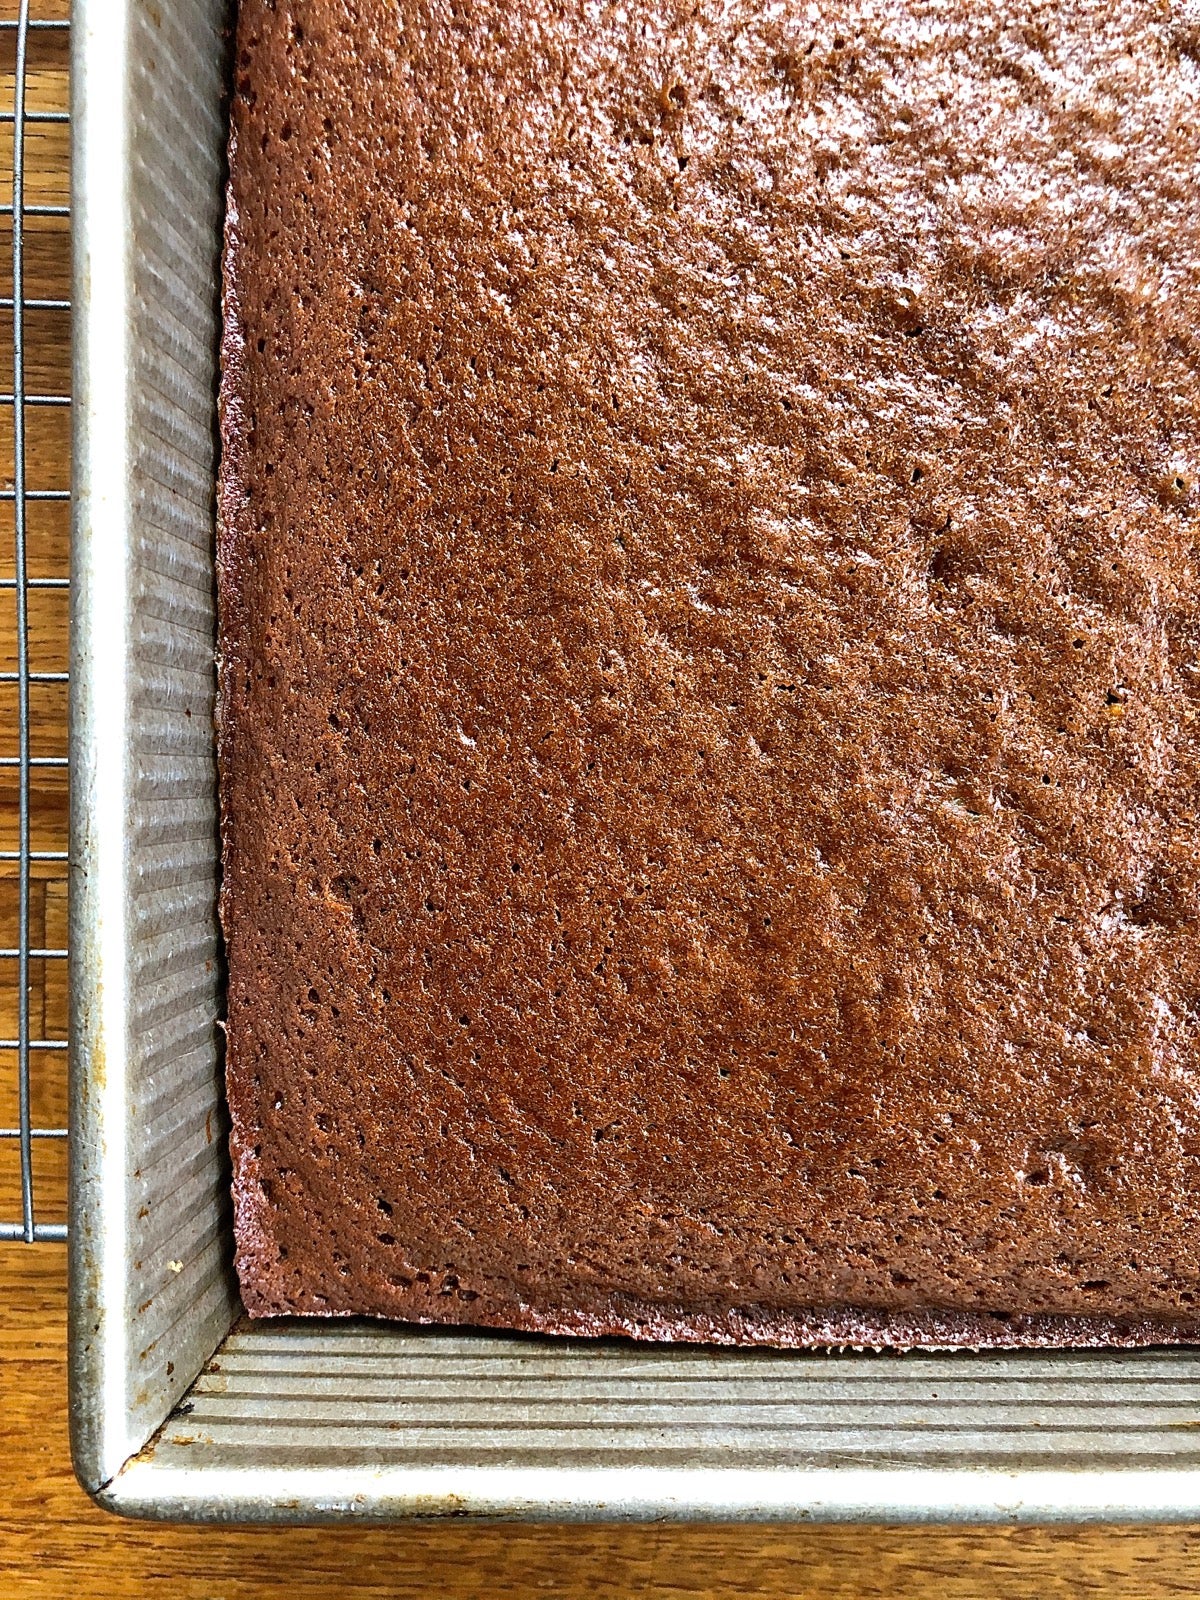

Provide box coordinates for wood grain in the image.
[4,14,1200,1598]
[0,13,70,1233]
[6,1247,1200,1598]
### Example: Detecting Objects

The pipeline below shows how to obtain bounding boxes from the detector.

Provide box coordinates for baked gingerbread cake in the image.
[219,0,1200,1345]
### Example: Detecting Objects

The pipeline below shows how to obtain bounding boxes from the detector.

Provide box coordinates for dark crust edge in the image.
[215,112,244,898]
[240,1285,1200,1351]
[217,107,265,1272]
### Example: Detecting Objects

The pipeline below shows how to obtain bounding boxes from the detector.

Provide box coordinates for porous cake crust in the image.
[219,0,1200,1345]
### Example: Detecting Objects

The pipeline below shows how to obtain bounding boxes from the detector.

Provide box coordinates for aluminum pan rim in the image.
[67,0,1200,1525]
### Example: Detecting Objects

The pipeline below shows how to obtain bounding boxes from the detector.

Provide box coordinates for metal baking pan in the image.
[67,0,1200,1523]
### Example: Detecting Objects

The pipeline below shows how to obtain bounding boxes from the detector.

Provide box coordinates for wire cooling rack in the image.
[0,0,70,1243]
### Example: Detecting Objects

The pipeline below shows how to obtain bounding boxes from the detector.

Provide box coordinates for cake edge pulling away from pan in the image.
[217,0,1200,1347]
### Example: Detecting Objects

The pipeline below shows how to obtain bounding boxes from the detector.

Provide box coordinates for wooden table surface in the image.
[3,8,1200,1595]
[8,1252,1200,1596]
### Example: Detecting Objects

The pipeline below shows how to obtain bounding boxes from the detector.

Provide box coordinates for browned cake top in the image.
[219,0,1200,1343]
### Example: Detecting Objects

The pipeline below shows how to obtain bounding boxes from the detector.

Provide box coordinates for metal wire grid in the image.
[0,0,69,1243]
